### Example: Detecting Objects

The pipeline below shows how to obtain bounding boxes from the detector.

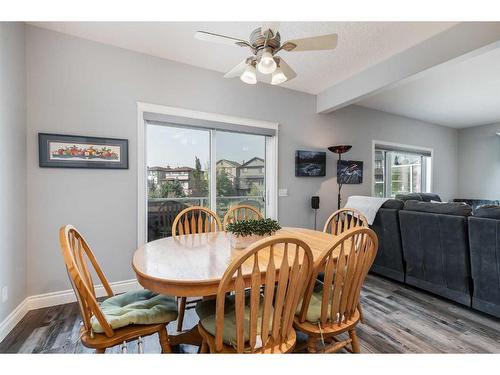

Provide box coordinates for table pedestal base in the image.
[168,325,203,347]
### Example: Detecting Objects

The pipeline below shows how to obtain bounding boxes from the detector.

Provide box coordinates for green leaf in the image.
[226,218,281,237]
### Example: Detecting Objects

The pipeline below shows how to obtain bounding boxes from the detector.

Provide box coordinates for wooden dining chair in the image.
[172,206,222,332]
[223,204,263,229]
[323,208,368,235]
[294,227,378,353]
[58,225,178,353]
[196,236,314,353]
[172,206,222,236]
[323,208,369,322]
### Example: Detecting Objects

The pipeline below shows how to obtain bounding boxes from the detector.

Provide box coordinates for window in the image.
[373,143,432,198]
[144,119,276,241]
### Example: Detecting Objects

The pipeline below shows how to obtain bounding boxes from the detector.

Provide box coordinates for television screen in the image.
[295,150,326,177]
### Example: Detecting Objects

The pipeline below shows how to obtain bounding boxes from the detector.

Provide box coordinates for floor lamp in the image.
[328,145,352,210]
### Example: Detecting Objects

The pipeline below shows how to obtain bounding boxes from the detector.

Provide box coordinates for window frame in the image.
[371,140,433,198]
[137,102,279,247]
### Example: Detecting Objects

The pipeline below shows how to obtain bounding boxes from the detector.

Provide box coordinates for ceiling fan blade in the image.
[223,60,248,78]
[278,58,297,82]
[282,33,338,52]
[261,22,280,37]
[195,31,249,47]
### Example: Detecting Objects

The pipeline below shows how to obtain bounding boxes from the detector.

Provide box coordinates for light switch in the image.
[279,188,288,197]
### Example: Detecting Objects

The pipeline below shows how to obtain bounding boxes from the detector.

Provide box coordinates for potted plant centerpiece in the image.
[226,218,281,249]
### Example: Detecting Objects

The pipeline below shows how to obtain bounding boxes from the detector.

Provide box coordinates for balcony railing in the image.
[147,196,265,241]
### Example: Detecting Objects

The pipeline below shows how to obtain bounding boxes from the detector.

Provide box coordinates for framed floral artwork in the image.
[38,133,129,169]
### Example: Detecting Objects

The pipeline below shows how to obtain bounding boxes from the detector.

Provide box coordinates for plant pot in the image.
[230,234,266,249]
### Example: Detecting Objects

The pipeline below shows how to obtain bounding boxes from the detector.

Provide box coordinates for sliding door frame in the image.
[137,102,279,247]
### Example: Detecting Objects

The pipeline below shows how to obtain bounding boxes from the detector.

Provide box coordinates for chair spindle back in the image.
[298,227,378,327]
[215,236,313,353]
[172,206,222,236]
[323,208,368,235]
[59,225,114,337]
[223,204,263,229]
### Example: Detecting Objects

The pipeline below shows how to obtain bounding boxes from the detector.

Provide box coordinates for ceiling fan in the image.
[194,22,338,86]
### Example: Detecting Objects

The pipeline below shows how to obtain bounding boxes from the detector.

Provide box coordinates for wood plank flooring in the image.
[1,275,500,353]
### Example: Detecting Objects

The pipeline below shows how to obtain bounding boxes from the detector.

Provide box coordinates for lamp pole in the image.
[328,145,352,210]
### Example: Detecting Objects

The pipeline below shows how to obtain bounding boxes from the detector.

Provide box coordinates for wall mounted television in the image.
[295,150,326,177]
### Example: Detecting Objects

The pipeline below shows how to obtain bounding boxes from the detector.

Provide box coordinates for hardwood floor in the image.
[2,275,500,353]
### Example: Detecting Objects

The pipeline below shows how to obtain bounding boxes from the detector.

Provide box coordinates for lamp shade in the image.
[240,63,257,85]
[328,145,352,154]
[257,48,277,75]
[271,66,287,85]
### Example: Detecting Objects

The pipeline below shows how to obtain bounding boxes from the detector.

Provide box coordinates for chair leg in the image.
[95,348,106,354]
[158,327,172,353]
[349,329,360,353]
[200,340,209,353]
[358,302,364,323]
[307,336,317,353]
[177,297,187,332]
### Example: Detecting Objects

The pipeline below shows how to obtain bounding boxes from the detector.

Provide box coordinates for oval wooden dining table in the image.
[132,227,338,347]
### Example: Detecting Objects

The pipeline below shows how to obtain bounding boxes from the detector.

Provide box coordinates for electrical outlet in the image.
[1,286,8,303]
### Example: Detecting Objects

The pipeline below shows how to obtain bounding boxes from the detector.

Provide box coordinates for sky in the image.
[147,123,265,169]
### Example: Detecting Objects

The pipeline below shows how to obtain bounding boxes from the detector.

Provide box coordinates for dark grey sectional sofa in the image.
[370,199,405,282]
[370,193,500,318]
[468,205,500,318]
[370,193,443,283]
[399,200,473,306]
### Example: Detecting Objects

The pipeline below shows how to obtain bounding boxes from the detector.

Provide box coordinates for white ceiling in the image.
[29,22,455,95]
[358,46,500,128]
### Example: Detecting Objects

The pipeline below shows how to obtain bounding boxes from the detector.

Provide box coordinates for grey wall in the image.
[0,23,27,322]
[457,122,500,199]
[328,105,459,203]
[25,25,459,296]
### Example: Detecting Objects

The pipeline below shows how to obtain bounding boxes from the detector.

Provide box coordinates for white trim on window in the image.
[371,140,434,197]
[209,129,217,213]
[137,102,279,247]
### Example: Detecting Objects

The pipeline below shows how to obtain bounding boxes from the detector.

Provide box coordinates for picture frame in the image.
[38,133,129,169]
[295,150,326,177]
[337,160,363,184]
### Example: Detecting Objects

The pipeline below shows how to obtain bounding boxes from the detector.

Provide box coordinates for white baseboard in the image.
[0,279,140,344]
[25,279,140,311]
[0,298,30,344]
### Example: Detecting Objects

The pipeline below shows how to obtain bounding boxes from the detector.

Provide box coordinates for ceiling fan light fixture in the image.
[271,66,287,85]
[240,63,257,85]
[257,49,277,74]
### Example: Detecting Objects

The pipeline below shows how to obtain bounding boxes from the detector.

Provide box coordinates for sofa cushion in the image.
[91,290,178,333]
[381,199,404,210]
[403,200,472,217]
[454,199,500,210]
[395,193,423,202]
[474,205,500,219]
[419,193,442,202]
[395,193,442,202]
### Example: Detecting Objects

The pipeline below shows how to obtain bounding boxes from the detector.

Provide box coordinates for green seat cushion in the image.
[195,293,273,348]
[296,282,333,324]
[91,290,178,333]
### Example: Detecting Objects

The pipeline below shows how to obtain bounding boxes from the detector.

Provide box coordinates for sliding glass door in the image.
[146,122,274,241]
[147,124,210,241]
[215,131,266,219]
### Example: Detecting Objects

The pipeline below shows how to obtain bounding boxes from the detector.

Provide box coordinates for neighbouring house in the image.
[216,159,241,181]
[237,157,265,194]
[148,166,194,194]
